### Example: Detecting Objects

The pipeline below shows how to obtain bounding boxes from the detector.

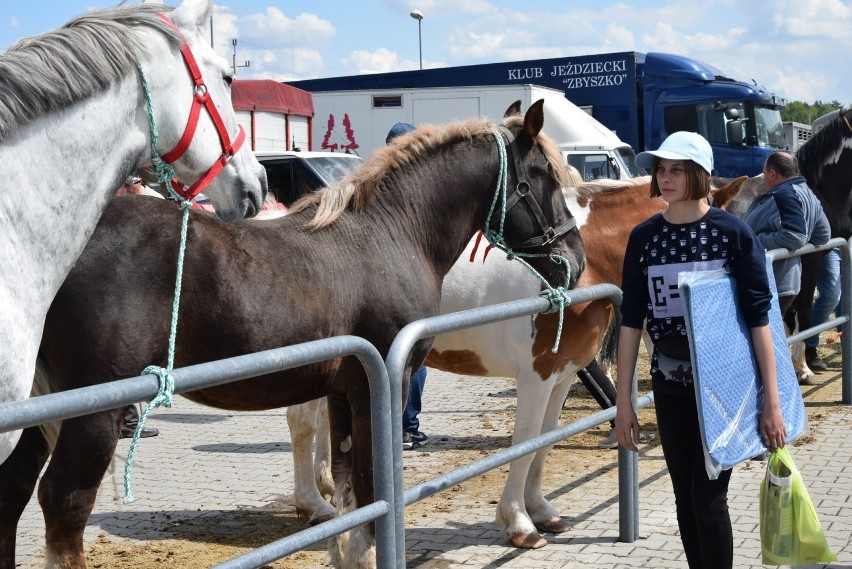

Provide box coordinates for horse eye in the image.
[223,74,234,86]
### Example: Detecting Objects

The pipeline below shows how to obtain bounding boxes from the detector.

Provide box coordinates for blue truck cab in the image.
[291,51,786,178]
[639,53,786,177]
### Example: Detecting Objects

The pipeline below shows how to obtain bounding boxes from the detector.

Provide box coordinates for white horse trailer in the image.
[308,84,643,180]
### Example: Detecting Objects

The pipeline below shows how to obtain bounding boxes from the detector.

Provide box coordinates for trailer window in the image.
[373,95,402,108]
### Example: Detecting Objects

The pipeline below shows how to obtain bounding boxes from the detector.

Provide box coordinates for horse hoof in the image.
[535,517,572,534]
[308,511,335,525]
[508,531,548,549]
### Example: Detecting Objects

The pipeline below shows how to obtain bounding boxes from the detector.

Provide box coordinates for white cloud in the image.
[341,47,420,74]
[773,0,852,39]
[240,8,336,49]
[768,66,834,103]
[10,17,19,28]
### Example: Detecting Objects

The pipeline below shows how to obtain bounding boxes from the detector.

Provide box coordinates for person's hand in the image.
[759,402,786,450]
[615,403,640,452]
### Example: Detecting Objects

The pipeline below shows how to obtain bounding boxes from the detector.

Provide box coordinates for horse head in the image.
[495,99,585,289]
[710,175,748,210]
[711,174,766,220]
[134,0,267,220]
[797,105,852,238]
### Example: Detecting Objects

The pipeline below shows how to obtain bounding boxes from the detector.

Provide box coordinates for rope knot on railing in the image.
[123,365,175,504]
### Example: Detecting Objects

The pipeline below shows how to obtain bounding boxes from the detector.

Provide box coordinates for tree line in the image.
[781,100,845,124]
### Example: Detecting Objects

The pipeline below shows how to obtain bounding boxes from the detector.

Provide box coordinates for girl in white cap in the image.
[614,131,787,568]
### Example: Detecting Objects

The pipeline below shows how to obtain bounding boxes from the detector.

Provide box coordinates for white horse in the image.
[0,0,267,465]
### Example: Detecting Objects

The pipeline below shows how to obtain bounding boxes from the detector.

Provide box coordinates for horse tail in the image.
[31,358,60,452]
[598,314,619,371]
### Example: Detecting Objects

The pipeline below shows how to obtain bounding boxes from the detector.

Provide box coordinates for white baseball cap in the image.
[635,131,714,175]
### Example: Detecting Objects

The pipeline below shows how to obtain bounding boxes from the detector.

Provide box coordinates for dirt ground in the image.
[85,342,847,568]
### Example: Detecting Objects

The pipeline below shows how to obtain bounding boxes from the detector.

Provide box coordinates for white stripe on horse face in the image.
[561,189,592,230]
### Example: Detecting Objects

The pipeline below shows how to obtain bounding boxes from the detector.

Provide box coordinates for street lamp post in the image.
[410,10,423,70]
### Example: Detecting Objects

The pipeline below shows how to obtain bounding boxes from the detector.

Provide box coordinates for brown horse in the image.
[0,102,585,569]
[287,174,746,550]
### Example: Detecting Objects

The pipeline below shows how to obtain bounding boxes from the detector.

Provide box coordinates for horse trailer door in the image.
[289,116,310,151]
[254,111,287,151]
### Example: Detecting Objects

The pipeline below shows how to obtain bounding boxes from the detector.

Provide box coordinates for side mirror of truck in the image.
[726,120,745,146]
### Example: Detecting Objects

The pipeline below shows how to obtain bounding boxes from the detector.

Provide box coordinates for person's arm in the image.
[759,191,808,252]
[614,325,643,452]
[811,207,831,247]
[750,324,787,450]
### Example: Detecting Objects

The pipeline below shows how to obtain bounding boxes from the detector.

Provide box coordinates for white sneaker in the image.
[597,429,618,449]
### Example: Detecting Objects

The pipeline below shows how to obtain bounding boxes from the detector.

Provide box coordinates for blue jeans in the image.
[806,248,842,350]
[402,365,427,433]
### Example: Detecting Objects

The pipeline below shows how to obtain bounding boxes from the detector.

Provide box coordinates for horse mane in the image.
[289,114,573,229]
[796,107,852,187]
[571,175,652,197]
[0,4,180,142]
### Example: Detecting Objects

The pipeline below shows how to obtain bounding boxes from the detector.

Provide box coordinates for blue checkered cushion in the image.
[680,260,807,474]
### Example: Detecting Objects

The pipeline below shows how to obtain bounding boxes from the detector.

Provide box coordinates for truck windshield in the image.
[567,153,620,182]
[754,106,786,149]
[618,147,646,177]
[303,156,362,185]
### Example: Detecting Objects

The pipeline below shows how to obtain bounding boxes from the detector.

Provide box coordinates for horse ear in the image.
[169,0,213,31]
[712,175,748,210]
[503,101,522,119]
[520,99,545,141]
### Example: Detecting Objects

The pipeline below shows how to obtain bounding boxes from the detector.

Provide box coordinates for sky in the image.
[1,0,850,105]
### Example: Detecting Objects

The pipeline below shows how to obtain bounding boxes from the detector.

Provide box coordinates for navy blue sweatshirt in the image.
[621,208,773,352]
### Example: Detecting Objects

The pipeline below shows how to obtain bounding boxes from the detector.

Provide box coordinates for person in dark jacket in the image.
[744,151,830,318]
[615,131,786,569]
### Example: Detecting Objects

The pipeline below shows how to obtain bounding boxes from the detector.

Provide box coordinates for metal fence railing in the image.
[4,237,850,567]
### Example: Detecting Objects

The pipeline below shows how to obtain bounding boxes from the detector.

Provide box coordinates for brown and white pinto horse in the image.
[288,174,746,550]
[1,103,585,569]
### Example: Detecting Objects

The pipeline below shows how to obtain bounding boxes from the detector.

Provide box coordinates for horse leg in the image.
[0,426,50,567]
[525,373,575,536]
[793,253,823,383]
[286,399,335,524]
[496,369,557,549]
[38,411,120,569]
[314,397,334,499]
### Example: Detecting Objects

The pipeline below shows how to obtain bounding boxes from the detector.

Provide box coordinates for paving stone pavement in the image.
[13,368,852,568]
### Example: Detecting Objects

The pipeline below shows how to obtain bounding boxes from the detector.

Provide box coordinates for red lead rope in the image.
[155,13,245,200]
[469,231,494,263]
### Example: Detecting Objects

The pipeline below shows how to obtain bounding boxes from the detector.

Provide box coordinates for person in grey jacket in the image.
[744,151,830,318]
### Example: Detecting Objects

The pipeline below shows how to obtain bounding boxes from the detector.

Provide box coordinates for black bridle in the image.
[494,126,577,250]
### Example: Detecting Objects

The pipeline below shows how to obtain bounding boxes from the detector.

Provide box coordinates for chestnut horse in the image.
[288,175,745,550]
[1,102,585,569]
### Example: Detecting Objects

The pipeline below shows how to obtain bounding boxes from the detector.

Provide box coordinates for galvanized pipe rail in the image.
[385,283,627,567]
[5,238,850,568]
[0,336,398,569]
[767,237,852,404]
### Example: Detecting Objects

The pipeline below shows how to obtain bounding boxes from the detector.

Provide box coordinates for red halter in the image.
[156,14,246,200]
